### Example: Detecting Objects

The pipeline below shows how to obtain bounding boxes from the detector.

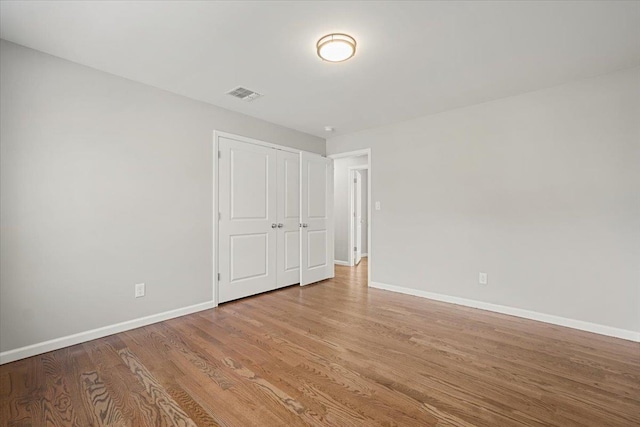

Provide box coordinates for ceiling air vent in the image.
[226,86,263,102]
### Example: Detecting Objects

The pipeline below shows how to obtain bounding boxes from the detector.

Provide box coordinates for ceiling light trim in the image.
[317,33,356,63]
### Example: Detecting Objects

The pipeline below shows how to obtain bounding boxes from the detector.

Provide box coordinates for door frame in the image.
[327,149,372,286]
[348,165,368,267]
[213,131,303,306]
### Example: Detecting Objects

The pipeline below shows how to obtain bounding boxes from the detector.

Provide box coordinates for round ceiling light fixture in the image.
[317,33,356,62]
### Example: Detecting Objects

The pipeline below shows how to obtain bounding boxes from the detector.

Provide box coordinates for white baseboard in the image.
[0,301,216,365]
[334,260,350,266]
[369,282,640,342]
[361,253,368,257]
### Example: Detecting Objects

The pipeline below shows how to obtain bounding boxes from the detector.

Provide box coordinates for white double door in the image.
[218,137,333,303]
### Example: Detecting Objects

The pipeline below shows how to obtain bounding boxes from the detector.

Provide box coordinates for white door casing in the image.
[300,152,335,286]
[218,137,277,303]
[276,150,300,288]
[354,170,362,265]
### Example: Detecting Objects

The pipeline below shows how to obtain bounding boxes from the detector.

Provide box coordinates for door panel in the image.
[284,156,300,219]
[307,161,327,218]
[284,230,300,271]
[276,151,300,288]
[300,153,334,286]
[307,230,328,268]
[230,233,268,281]
[230,150,269,219]
[219,137,277,303]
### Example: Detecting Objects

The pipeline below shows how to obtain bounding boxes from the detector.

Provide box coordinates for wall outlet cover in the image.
[135,283,145,298]
[479,273,488,285]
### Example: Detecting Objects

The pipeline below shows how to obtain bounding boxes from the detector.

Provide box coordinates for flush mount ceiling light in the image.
[317,33,356,62]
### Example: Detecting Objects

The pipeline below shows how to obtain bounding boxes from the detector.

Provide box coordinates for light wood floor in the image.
[1,259,639,426]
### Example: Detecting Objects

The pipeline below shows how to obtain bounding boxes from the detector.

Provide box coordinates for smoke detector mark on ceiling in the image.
[226,86,263,102]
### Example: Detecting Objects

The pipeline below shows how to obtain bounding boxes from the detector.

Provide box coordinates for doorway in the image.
[350,167,368,266]
[328,150,371,286]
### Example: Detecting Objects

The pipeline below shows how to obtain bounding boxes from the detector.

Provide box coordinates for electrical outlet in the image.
[478,273,488,285]
[375,201,381,211]
[135,283,145,298]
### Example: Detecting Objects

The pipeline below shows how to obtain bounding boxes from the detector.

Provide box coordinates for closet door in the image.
[218,137,277,303]
[276,150,300,288]
[300,152,334,286]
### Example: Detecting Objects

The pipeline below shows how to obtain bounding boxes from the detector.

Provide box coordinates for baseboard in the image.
[369,282,640,342]
[334,260,350,266]
[361,253,368,257]
[0,301,216,365]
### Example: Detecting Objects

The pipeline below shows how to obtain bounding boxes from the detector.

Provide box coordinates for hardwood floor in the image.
[2,258,639,426]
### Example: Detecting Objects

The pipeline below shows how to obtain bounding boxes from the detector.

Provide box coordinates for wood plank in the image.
[1,259,639,426]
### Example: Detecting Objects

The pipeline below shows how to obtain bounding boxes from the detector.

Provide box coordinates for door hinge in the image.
[217,273,221,281]
[218,212,221,220]
[354,178,357,183]
[354,246,357,251]
[218,150,221,159]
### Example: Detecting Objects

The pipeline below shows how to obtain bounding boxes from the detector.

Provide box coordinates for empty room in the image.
[1,1,639,426]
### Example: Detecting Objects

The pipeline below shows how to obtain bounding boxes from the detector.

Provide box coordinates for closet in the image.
[217,134,333,303]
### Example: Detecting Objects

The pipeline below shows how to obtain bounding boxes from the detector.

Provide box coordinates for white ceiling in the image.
[1,1,639,138]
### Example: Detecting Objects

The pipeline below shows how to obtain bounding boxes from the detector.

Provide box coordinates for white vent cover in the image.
[226,87,263,102]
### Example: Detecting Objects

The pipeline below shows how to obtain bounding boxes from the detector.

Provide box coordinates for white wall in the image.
[333,155,367,263]
[0,40,325,356]
[327,67,640,335]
